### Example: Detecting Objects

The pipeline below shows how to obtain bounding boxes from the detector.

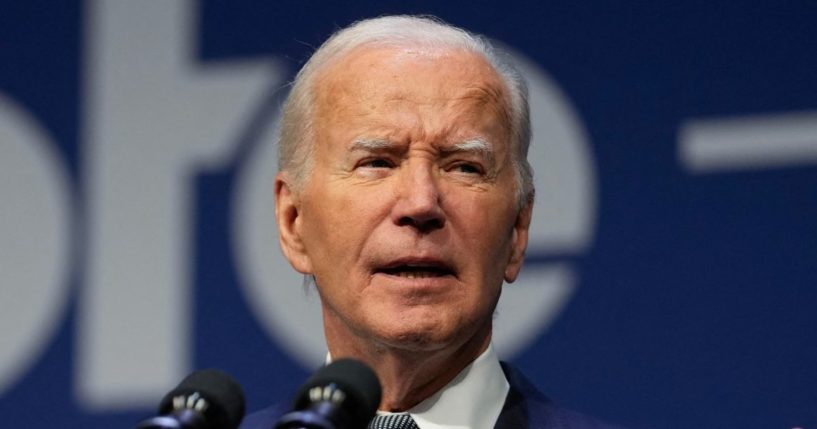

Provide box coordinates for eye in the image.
[451,162,483,175]
[359,158,394,169]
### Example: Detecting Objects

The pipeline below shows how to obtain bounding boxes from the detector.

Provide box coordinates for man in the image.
[242,15,620,429]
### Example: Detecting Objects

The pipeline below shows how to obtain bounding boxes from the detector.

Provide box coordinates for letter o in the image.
[0,94,74,394]
[231,45,597,364]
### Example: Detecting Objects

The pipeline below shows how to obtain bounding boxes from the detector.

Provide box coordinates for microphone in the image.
[136,369,246,429]
[275,359,382,429]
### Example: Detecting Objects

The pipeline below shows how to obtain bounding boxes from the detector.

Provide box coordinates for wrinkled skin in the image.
[275,45,532,409]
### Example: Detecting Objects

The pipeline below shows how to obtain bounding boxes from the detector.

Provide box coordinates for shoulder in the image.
[499,363,627,429]
[239,364,628,429]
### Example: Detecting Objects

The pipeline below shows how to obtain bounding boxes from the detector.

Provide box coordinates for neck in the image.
[324,319,492,411]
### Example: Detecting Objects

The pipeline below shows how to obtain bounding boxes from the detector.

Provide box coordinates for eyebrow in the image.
[348,137,495,163]
[445,138,495,165]
[349,138,395,152]
[449,138,492,154]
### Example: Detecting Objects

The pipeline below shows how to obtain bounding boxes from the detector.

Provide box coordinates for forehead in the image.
[317,44,505,89]
[311,45,512,140]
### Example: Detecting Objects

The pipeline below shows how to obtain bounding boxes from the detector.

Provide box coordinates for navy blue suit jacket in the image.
[239,363,621,429]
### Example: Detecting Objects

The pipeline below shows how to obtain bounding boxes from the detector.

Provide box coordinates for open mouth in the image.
[376,264,455,279]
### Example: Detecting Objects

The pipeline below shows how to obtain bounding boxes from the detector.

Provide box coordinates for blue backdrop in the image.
[1,1,815,429]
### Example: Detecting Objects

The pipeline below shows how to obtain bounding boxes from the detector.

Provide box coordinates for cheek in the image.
[450,195,517,275]
[301,186,386,268]
[453,192,514,240]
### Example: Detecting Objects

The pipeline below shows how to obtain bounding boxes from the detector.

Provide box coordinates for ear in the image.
[275,172,313,274]
[504,196,533,283]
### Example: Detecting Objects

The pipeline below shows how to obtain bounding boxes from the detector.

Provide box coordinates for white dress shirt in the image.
[373,344,510,429]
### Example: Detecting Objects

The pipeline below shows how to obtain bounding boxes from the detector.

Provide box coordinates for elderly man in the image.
[242,15,620,429]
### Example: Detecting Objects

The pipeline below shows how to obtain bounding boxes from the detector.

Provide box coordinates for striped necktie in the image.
[368,414,420,429]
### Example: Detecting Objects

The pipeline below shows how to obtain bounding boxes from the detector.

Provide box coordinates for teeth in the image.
[379,265,450,278]
[396,271,439,279]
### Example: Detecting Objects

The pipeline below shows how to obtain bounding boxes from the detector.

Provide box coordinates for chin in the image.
[372,318,463,352]
[376,334,450,352]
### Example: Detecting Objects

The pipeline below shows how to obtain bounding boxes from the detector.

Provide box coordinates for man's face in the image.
[276,46,531,353]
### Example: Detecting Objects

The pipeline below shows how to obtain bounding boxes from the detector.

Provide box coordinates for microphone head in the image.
[158,369,246,429]
[294,359,382,428]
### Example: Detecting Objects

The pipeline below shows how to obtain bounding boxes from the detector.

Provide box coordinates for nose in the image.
[392,162,446,232]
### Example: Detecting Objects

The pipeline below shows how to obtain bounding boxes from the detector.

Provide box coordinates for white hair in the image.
[278,15,533,208]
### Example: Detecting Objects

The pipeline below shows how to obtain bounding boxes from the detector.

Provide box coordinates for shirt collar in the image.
[374,344,509,429]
